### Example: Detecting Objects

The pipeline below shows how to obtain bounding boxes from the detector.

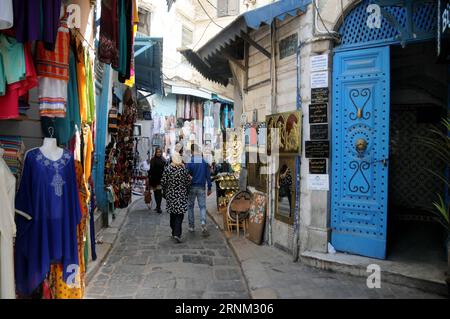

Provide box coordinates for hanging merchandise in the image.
[14,146,82,297]
[0,148,16,299]
[99,0,135,82]
[0,36,38,120]
[0,0,13,30]
[104,87,137,209]
[0,135,25,178]
[40,44,82,146]
[36,13,70,118]
[12,0,62,50]
[99,0,119,68]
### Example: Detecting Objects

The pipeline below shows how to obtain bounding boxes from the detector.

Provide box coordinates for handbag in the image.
[144,190,152,204]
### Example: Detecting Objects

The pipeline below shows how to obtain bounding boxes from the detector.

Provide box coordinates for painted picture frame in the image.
[275,155,297,225]
[266,110,302,155]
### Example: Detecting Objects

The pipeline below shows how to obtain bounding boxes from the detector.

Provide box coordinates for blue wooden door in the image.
[331,46,390,259]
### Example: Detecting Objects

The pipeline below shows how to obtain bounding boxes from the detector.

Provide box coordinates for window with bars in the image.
[217,0,239,17]
[138,9,151,35]
[181,25,194,47]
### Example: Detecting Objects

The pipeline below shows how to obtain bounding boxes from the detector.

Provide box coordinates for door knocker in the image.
[355,138,368,156]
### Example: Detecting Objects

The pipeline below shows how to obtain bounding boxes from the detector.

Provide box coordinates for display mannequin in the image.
[40,137,63,161]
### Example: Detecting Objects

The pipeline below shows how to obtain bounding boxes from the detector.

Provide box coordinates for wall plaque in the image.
[305,141,330,158]
[309,103,328,124]
[310,124,328,140]
[279,33,298,60]
[311,88,329,104]
[309,159,327,174]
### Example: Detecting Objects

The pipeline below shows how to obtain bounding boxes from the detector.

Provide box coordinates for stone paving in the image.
[227,237,445,299]
[86,190,446,299]
[85,198,250,299]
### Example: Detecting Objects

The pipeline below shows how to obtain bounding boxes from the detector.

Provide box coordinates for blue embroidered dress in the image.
[15,148,81,296]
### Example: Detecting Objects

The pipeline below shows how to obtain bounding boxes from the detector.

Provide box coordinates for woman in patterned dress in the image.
[161,152,191,243]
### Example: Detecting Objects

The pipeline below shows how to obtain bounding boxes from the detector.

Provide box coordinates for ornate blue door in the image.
[331,46,390,259]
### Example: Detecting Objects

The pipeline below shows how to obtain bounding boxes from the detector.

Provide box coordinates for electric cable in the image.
[196,0,224,29]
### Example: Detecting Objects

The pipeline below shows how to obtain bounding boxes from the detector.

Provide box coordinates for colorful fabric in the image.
[99,0,119,68]
[36,17,70,81]
[76,40,88,123]
[15,148,82,296]
[85,53,95,123]
[13,0,62,50]
[0,34,26,86]
[0,135,25,177]
[0,41,37,119]
[40,48,80,145]
[38,77,67,118]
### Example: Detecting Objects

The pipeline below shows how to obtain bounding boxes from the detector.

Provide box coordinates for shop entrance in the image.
[331,40,448,270]
[387,41,448,266]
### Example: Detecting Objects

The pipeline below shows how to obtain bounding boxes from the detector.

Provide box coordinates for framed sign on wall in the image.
[266,110,302,155]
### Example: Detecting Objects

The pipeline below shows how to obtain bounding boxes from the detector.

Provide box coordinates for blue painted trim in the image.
[94,65,111,212]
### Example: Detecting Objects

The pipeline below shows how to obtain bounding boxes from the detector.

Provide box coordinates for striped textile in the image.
[0,135,25,176]
[38,77,67,118]
[36,19,70,81]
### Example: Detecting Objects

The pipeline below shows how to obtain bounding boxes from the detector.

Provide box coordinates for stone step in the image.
[300,250,449,297]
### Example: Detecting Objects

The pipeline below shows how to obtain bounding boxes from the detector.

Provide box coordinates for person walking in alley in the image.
[161,152,191,243]
[148,147,166,214]
[186,144,212,236]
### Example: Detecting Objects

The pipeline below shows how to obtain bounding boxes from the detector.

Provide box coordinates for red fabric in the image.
[0,43,38,119]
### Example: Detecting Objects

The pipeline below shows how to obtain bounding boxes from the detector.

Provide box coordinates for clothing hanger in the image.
[15,209,32,221]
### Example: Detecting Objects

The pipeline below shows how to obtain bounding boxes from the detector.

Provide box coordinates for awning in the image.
[135,36,164,95]
[198,0,310,60]
[181,0,310,85]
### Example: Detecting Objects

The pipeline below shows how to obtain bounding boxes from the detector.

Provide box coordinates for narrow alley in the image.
[86,192,444,299]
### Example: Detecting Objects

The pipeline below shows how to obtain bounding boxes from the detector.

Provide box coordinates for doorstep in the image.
[300,250,449,296]
[85,207,129,284]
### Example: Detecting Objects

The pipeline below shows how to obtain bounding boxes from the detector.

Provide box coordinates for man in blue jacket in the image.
[186,144,212,236]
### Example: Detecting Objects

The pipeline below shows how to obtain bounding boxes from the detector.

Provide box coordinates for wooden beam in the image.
[244,41,249,93]
[241,32,271,59]
[223,52,246,72]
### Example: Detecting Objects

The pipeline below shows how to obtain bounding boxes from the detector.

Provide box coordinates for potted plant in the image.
[419,117,450,294]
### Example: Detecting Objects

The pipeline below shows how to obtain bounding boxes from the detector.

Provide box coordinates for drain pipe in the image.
[292,39,305,262]
[313,0,342,40]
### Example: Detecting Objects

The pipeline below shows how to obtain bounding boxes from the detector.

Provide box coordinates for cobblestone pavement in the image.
[227,238,445,299]
[87,192,446,299]
[86,199,250,299]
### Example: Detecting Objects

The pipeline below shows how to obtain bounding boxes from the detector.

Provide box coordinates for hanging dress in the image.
[0,150,16,299]
[14,148,82,296]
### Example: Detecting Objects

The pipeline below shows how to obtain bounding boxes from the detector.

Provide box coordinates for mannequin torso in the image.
[39,138,63,161]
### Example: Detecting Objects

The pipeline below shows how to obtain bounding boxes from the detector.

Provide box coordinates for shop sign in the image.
[310,124,328,140]
[305,141,329,158]
[309,103,328,124]
[307,174,329,191]
[309,159,327,174]
[311,88,329,104]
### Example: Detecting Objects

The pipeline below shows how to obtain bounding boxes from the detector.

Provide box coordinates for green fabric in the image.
[0,34,26,85]
[85,52,95,124]
[118,0,128,76]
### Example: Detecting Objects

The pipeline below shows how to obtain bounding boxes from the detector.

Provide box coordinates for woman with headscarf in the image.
[148,147,166,213]
[161,152,191,243]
